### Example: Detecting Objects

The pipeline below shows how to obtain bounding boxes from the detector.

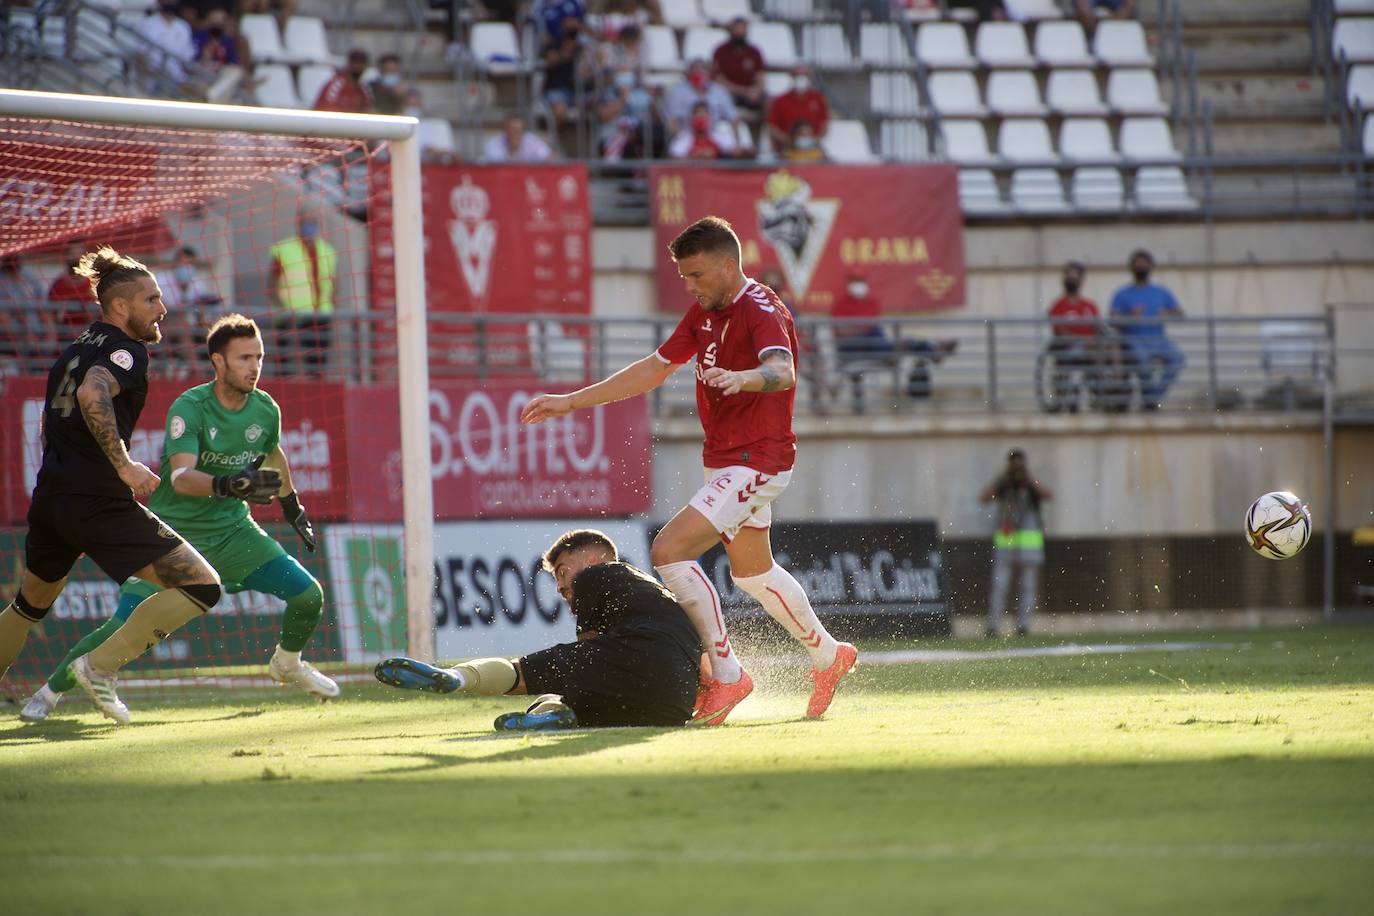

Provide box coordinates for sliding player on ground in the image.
[376,529,700,730]
[20,314,336,722]
[0,248,224,725]
[520,216,857,724]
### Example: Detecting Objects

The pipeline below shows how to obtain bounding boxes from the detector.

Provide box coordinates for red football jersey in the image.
[656,279,799,474]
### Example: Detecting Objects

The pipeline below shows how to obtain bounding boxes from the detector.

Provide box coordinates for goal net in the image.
[0,91,432,703]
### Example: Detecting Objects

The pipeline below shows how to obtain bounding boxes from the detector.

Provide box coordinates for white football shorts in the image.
[688,465,793,542]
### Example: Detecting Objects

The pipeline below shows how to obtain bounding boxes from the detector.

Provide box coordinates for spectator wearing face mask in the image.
[767,66,829,153]
[712,16,765,118]
[1045,260,1105,411]
[668,101,738,160]
[314,48,374,112]
[160,246,222,312]
[665,58,738,135]
[369,53,411,115]
[832,274,958,400]
[780,122,826,161]
[1109,248,1185,410]
[484,115,555,162]
[192,8,249,104]
[138,0,199,97]
[542,16,595,126]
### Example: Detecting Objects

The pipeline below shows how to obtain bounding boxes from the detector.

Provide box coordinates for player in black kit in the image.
[0,247,226,726]
[375,529,701,730]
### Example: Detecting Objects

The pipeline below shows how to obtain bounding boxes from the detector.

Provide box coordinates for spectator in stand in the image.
[1109,248,1184,410]
[484,115,555,162]
[595,23,644,77]
[542,16,595,126]
[1044,259,1101,410]
[980,449,1051,638]
[192,7,250,104]
[832,273,958,400]
[665,58,738,135]
[0,254,53,374]
[712,17,765,120]
[1074,0,1136,29]
[668,101,738,160]
[533,0,587,40]
[270,211,336,375]
[402,87,425,119]
[780,122,826,162]
[767,64,829,153]
[138,0,199,97]
[588,0,662,37]
[314,48,373,112]
[369,53,411,116]
[160,246,222,313]
[948,0,1009,20]
[48,245,101,336]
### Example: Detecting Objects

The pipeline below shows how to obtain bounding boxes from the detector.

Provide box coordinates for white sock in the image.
[272,646,302,668]
[38,682,60,704]
[655,560,743,684]
[732,564,839,669]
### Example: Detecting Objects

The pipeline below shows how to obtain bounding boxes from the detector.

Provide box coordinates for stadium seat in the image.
[1010,0,1066,18]
[239,13,286,62]
[255,63,302,108]
[282,16,333,64]
[1120,116,1180,161]
[763,71,793,97]
[751,22,799,68]
[928,71,987,117]
[661,0,706,29]
[114,10,147,53]
[700,0,755,23]
[903,0,943,21]
[1034,20,1095,68]
[1134,166,1197,210]
[987,70,1048,116]
[1337,0,1374,9]
[296,64,334,108]
[643,25,683,71]
[682,26,728,64]
[998,118,1056,163]
[974,22,1036,68]
[1366,112,1374,154]
[869,72,922,116]
[1058,117,1117,161]
[1010,168,1070,213]
[916,22,977,68]
[1093,20,1153,67]
[471,22,524,71]
[958,169,1008,214]
[763,0,818,21]
[879,119,930,161]
[1071,166,1125,211]
[860,23,913,67]
[800,24,855,70]
[1334,18,1374,63]
[420,118,456,153]
[940,119,996,164]
[823,120,878,163]
[1106,69,1169,115]
[1046,69,1108,115]
[1347,65,1374,108]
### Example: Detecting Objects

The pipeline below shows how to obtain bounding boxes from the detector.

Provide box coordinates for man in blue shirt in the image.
[1109,248,1184,410]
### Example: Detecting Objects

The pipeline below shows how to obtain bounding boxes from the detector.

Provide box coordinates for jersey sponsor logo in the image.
[199,448,261,469]
[169,416,186,439]
[109,349,134,371]
[245,423,264,443]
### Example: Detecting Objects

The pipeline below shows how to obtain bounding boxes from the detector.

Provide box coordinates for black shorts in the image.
[25,489,185,585]
[520,628,698,729]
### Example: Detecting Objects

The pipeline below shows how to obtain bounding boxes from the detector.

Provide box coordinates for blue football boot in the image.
[374,657,462,694]
[493,695,578,732]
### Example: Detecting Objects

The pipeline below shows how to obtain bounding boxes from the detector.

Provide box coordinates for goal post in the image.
[0,89,434,689]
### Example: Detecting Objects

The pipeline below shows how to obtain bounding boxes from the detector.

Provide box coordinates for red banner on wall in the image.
[650,164,966,314]
[345,381,652,522]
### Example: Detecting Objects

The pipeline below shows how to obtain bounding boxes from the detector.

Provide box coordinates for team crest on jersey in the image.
[170,416,186,439]
[245,423,263,443]
[755,170,838,303]
[448,174,496,302]
[109,349,134,371]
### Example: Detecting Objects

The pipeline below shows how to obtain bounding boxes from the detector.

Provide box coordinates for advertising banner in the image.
[325,520,650,663]
[345,381,653,522]
[650,164,966,314]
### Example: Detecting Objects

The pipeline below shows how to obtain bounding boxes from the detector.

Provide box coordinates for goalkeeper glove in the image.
[212,455,281,505]
[280,491,317,553]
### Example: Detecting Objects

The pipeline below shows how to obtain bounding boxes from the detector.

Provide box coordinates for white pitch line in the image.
[21,841,1374,871]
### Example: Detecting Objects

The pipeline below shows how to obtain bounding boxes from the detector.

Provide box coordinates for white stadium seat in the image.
[1347,65,1374,108]
[682,26,728,64]
[1364,112,1374,154]
[974,22,1036,68]
[1135,166,1198,210]
[420,118,456,152]
[470,22,523,70]
[1071,167,1125,211]
[941,119,996,164]
[296,63,335,107]
[869,72,922,115]
[959,169,1008,214]
[916,22,977,68]
[1058,117,1117,161]
[879,119,930,161]
[763,71,793,97]
[860,23,913,67]
[1008,0,1066,18]
[801,24,855,70]
[1336,0,1374,11]
[662,0,706,29]
[764,0,819,20]
[1093,20,1153,67]
[1046,70,1108,116]
[997,117,1057,162]
[1106,68,1169,115]
[255,63,302,108]
[701,0,755,23]
[239,13,286,62]
[928,71,987,118]
[282,16,333,64]
[1011,168,1070,213]
[750,22,799,68]
[1034,20,1095,68]
[643,25,683,71]
[1120,116,1181,161]
[1333,18,1374,63]
[823,120,878,163]
[987,70,1048,116]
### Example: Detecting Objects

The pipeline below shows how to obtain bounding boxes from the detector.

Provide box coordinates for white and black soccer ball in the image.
[1245,491,1312,560]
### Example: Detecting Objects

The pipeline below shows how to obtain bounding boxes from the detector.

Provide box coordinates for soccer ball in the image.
[1245,491,1312,560]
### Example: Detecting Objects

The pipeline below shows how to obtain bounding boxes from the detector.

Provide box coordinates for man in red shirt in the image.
[766,65,830,152]
[313,48,373,112]
[48,245,100,335]
[521,217,858,725]
[1045,260,1111,411]
[712,17,765,117]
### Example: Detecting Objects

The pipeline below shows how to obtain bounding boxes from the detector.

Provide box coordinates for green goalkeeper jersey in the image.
[149,383,283,537]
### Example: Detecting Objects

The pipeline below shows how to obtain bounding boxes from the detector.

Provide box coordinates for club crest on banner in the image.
[755,170,838,303]
[448,175,497,306]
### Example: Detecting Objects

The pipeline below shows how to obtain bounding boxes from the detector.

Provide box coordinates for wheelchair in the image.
[1035,332,1134,413]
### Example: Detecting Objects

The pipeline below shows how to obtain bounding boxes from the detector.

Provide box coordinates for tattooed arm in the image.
[702,349,797,397]
[77,366,159,498]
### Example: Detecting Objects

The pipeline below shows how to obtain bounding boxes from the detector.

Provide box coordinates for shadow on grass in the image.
[309,727,665,775]
[0,717,115,743]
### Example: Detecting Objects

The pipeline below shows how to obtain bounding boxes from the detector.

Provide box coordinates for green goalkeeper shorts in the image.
[124,517,288,597]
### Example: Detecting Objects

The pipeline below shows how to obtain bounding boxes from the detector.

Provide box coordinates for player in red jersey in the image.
[520,216,857,724]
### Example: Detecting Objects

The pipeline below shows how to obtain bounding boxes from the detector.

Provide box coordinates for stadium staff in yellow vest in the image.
[269,210,336,375]
[980,448,1053,637]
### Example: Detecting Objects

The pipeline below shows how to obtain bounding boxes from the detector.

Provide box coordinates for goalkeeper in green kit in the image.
[21,314,337,721]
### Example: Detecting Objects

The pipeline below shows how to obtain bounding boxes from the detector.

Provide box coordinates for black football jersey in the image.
[35,321,150,499]
[570,561,701,651]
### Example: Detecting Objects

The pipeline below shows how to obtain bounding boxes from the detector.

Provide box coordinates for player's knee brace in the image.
[179,582,222,612]
[12,592,51,622]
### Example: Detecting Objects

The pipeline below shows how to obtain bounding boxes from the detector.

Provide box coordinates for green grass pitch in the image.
[2,625,1372,915]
